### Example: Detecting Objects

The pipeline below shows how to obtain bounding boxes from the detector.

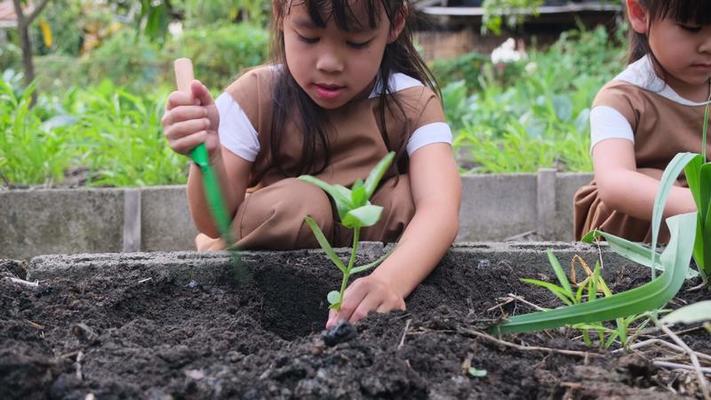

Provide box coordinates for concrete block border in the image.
[0,171,592,259]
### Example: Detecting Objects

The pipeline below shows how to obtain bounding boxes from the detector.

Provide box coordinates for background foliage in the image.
[0,1,626,187]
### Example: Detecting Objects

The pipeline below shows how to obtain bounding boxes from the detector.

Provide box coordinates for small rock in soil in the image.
[322,321,357,347]
[185,280,199,289]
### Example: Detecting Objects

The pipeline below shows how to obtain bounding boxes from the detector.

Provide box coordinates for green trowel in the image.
[174,58,247,279]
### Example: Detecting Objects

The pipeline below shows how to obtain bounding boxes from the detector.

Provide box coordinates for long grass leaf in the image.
[491,212,696,335]
[660,301,711,326]
[649,153,698,278]
[520,279,574,306]
[582,230,698,279]
[547,249,573,296]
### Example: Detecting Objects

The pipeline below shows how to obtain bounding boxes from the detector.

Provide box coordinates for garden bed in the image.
[1,244,708,399]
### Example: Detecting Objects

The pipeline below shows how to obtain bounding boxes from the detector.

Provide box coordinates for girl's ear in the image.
[626,0,649,34]
[387,4,408,43]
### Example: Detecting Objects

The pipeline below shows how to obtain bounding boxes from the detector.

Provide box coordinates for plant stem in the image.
[337,227,361,308]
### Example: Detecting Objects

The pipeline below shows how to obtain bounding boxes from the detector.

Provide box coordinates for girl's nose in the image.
[316,50,345,74]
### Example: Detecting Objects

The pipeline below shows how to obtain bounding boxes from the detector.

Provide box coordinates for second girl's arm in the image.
[593,138,696,220]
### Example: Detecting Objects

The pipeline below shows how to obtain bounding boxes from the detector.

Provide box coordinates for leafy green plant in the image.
[491,212,696,335]
[446,26,624,173]
[522,251,648,348]
[298,152,395,310]
[0,80,72,185]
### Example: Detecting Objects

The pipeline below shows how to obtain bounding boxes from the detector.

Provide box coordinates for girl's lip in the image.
[314,83,345,100]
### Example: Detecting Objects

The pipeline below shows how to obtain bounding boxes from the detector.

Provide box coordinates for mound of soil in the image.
[1,247,708,399]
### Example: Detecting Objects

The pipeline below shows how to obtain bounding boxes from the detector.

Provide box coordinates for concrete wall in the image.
[0,171,593,259]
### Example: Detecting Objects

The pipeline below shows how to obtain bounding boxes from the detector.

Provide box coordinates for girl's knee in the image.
[237,178,336,248]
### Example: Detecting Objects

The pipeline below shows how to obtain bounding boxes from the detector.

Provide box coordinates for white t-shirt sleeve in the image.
[215,92,260,162]
[590,105,634,151]
[407,122,453,156]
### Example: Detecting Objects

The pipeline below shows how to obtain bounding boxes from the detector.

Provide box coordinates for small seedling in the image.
[299,152,396,310]
[522,251,647,348]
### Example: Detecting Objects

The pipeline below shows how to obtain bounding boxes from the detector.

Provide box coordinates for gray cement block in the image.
[458,174,537,241]
[27,242,635,285]
[140,186,198,252]
[0,189,123,259]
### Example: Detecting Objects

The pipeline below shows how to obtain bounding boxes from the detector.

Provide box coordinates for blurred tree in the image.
[11,0,50,102]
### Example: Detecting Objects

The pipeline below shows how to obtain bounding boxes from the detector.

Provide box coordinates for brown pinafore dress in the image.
[199,66,446,250]
[574,80,710,243]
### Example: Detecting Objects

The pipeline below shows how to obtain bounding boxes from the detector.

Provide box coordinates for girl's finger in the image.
[375,297,405,313]
[168,131,209,155]
[191,81,215,106]
[161,105,208,127]
[348,293,382,324]
[329,283,368,327]
[164,118,211,141]
[165,91,197,110]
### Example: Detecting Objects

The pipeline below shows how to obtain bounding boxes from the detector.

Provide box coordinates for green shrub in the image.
[162,23,269,89]
[443,26,626,173]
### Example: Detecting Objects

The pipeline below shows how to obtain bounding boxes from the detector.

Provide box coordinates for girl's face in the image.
[629,1,711,101]
[281,1,403,109]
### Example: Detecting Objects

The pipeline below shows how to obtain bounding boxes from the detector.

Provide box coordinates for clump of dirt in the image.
[0,251,707,399]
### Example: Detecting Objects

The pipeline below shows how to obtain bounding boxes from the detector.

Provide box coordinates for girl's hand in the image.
[162,80,221,160]
[325,275,405,329]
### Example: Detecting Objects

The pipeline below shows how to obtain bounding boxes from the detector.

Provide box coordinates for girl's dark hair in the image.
[269,0,438,177]
[628,0,711,64]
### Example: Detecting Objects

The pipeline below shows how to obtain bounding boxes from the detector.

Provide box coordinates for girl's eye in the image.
[679,24,702,33]
[347,40,372,49]
[298,34,319,44]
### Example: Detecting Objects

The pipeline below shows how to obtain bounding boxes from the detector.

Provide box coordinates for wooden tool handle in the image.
[174,58,195,93]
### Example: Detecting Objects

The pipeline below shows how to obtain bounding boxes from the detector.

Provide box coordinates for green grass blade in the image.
[583,229,698,279]
[660,301,711,326]
[520,278,574,306]
[491,212,696,335]
[684,155,704,213]
[547,249,573,297]
[649,153,698,277]
[364,151,395,199]
[303,216,347,273]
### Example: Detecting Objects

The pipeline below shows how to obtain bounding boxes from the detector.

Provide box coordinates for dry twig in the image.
[398,319,411,350]
[457,327,603,359]
[658,323,710,400]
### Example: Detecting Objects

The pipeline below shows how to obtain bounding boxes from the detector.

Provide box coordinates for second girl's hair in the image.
[269,0,438,177]
[628,0,711,64]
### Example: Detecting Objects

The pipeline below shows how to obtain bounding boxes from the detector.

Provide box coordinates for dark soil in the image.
[1,250,709,399]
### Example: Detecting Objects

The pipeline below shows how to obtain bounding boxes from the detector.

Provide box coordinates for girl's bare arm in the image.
[592,139,696,220]
[371,143,462,299]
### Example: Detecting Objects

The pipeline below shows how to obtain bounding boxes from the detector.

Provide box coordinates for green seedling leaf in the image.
[547,250,573,296]
[582,230,699,279]
[351,179,367,208]
[660,301,711,326]
[298,175,353,219]
[520,278,573,306]
[304,216,347,273]
[468,368,487,378]
[342,204,383,229]
[351,248,394,274]
[327,290,341,306]
[364,151,395,199]
[492,212,696,335]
